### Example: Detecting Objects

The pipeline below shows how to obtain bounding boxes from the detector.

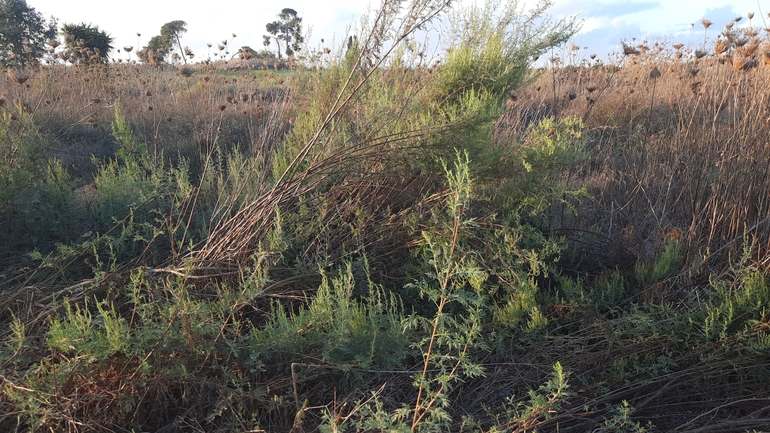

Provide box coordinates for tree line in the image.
[0,0,304,67]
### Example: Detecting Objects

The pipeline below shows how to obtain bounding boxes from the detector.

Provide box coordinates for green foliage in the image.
[0,0,56,67]
[138,20,187,64]
[635,239,682,287]
[252,261,406,370]
[48,297,130,361]
[403,152,488,431]
[62,22,113,64]
[112,100,148,162]
[0,105,76,245]
[502,362,572,430]
[601,401,651,432]
[703,259,770,342]
[137,34,168,64]
[263,8,303,59]
[418,0,579,172]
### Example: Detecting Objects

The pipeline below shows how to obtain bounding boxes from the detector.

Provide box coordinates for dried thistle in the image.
[695,50,708,59]
[177,66,194,77]
[701,19,713,29]
[673,43,684,50]
[714,39,730,55]
[6,68,32,85]
[762,51,770,66]
[691,81,702,94]
[649,66,661,79]
[732,54,757,71]
[622,43,639,56]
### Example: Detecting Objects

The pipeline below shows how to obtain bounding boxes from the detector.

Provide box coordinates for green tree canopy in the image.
[62,23,113,65]
[0,0,56,67]
[263,8,303,59]
[137,20,188,65]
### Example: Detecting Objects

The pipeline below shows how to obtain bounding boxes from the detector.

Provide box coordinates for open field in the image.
[2,3,770,432]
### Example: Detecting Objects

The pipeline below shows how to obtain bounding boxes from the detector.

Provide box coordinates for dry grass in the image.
[506,34,770,272]
[0,63,292,180]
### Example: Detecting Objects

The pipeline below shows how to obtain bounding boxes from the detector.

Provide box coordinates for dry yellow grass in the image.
[505,37,770,269]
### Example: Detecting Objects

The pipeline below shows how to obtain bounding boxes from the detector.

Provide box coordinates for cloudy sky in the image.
[25,0,770,62]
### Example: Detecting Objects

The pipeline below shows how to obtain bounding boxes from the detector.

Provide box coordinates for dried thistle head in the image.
[177,66,194,77]
[748,12,754,19]
[714,38,730,55]
[690,81,702,94]
[732,54,757,71]
[762,51,770,66]
[673,43,684,50]
[6,68,32,85]
[622,43,640,56]
[649,66,661,79]
[701,19,713,29]
[695,49,708,59]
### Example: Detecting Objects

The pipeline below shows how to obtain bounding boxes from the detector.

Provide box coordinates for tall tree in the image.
[263,8,303,59]
[137,20,187,65]
[160,20,188,64]
[62,23,113,65]
[0,0,56,67]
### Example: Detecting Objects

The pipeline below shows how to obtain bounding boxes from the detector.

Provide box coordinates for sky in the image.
[24,0,770,63]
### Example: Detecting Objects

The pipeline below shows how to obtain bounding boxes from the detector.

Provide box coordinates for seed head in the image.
[701,19,713,29]
[714,39,730,55]
[177,66,194,77]
[6,68,32,85]
[622,43,639,56]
